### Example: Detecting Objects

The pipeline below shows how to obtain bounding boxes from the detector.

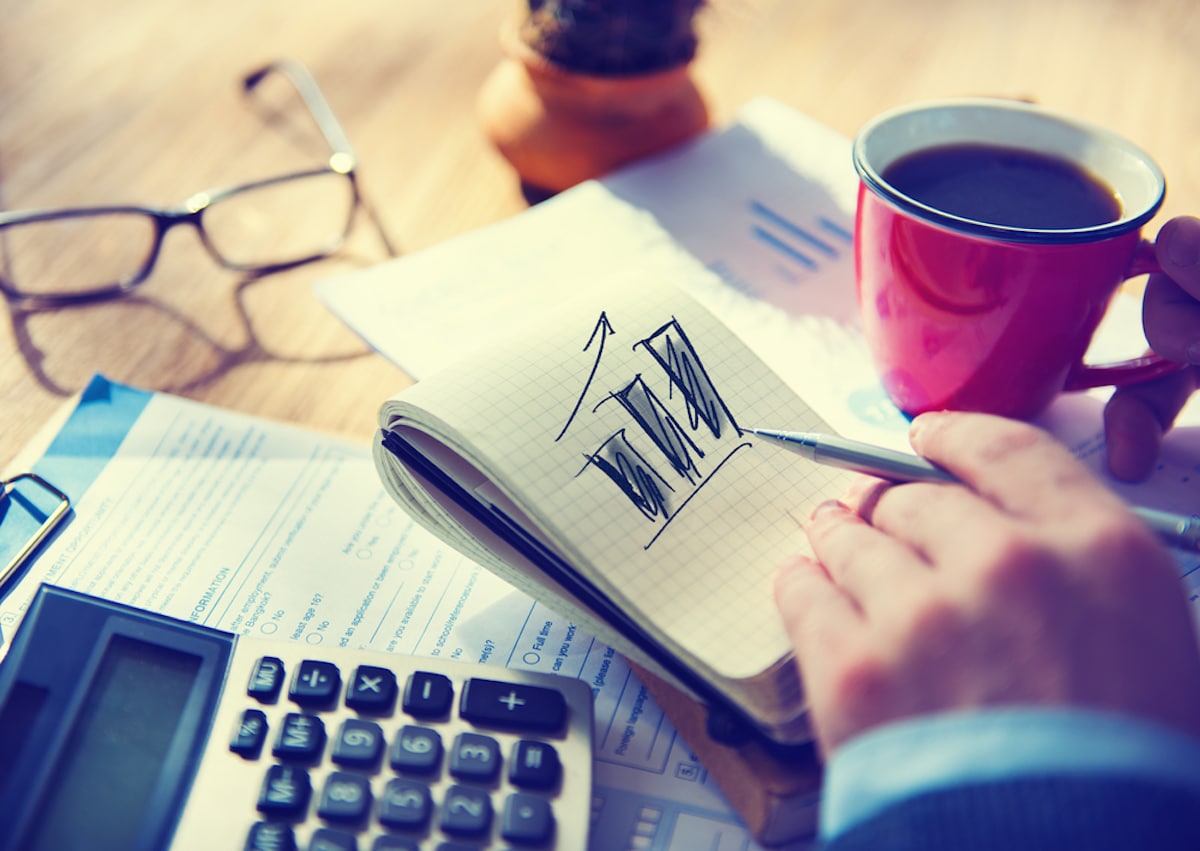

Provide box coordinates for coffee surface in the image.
[881,143,1121,229]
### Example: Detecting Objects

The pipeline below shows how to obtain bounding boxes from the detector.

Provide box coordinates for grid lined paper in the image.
[384,273,855,689]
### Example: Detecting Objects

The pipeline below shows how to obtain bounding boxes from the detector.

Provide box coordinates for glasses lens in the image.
[0,212,157,298]
[201,170,356,268]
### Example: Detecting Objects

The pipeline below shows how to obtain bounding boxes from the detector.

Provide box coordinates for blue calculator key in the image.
[331,718,384,767]
[317,771,373,822]
[289,660,341,707]
[378,778,433,829]
[230,708,269,758]
[244,820,296,851]
[389,724,442,773]
[439,784,492,837]
[449,731,500,782]
[247,656,285,702]
[309,827,358,851]
[273,713,326,761]
[402,671,453,718]
[345,664,397,713]
[459,678,567,731]
[256,764,311,816]
[502,792,555,844]
[508,739,561,789]
[371,837,419,851]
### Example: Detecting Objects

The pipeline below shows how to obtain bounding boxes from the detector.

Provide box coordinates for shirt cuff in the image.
[819,706,1200,840]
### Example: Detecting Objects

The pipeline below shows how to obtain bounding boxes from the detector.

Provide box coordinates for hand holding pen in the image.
[748,427,1200,553]
[767,410,1200,758]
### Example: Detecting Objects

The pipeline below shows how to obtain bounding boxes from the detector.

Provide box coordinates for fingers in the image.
[1146,215,1200,364]
[1155,215,1200,300]
[907,411,1126,526]
[774,553,862,655]
[1143,274,1200,364]
[800,498,931,610]
[1104,366,1200,481]
[850,478,1024,572]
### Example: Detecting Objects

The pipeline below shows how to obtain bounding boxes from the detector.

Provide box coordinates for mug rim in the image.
[852,97,1166,244]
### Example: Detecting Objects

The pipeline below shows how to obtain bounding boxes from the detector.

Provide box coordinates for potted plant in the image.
[477,0,711,196]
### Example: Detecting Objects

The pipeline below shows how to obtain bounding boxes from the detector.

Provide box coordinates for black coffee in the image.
[881,143,1122,229]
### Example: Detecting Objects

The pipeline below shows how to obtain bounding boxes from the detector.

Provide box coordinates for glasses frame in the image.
[0,59,389,307]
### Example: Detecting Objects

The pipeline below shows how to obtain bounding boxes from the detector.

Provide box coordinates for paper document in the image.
[0,375,796,851]
[318,95,1199,625]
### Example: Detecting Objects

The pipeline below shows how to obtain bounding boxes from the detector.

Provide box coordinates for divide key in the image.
[459,678,566,732]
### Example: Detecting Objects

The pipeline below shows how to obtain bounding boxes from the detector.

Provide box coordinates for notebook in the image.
[371,271,855,745]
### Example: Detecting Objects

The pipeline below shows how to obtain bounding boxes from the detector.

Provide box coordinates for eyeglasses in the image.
[0,59,394,307]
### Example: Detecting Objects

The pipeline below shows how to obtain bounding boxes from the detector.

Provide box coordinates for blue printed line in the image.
[819,215,854,243]
[751,225,817,270]
[749,200,840,257]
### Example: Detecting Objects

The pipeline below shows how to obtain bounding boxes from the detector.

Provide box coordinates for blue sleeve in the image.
[820,707,1200,848]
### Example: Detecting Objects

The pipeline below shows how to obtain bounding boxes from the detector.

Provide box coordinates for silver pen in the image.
[748,427,1200,554]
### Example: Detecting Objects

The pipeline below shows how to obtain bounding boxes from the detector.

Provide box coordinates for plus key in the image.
[459,678,567,732]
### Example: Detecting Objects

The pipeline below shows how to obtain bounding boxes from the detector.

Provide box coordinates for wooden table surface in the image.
[3,0,1199,469]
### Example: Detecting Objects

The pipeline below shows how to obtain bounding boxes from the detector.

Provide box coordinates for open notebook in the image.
[373,273,854,744]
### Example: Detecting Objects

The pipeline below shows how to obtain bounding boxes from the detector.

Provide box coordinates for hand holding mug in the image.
[1104,215,1200,481]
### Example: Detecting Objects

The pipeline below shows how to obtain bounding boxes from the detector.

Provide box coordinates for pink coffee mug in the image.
[852,98,1181,420]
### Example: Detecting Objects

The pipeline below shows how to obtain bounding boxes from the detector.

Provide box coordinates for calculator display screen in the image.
[22,635,202,850]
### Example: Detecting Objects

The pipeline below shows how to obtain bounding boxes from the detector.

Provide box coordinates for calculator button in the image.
[317,771,373,822]
[502,792,555,844]
[247,656,285,702]
[508,740,561,789]
[459,678,567,731]
[370,837,419,851]
[231,708,269,758]
[256,764,311,816]
[389,724,443,773]
[273,712,327,761]
[345,664,398,714]
[439,784,493,837]
[289,660,341,707]
[309,827,357,851]
[244,820,296,851]
[377,777,433,829]
[331,718,384,767]
[449,732,501,782]
[402,671,453,718]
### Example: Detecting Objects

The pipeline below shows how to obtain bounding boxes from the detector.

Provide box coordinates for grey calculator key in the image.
[389,724,442,773]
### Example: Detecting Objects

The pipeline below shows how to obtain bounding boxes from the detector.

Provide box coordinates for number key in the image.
[378,778,432,829]
[440,784,492,837]
[317,771,372,822]
[449,732,500,782]
[332,718,384,767]
[389,724,442,773]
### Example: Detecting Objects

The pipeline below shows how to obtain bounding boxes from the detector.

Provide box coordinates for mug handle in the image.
[1063,240,1188,391]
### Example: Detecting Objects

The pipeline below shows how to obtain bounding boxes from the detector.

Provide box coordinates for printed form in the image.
[0,376,782,851]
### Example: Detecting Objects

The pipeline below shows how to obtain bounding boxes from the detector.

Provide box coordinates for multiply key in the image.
[459,678,566,731]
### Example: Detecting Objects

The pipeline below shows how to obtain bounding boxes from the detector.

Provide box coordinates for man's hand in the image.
[775,411,1200,758]
[1106,215,1200,481]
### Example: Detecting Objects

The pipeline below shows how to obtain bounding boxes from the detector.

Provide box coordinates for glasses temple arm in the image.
[242,59,357,165]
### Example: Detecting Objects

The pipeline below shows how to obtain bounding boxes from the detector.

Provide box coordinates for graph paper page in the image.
[381,271,854,684]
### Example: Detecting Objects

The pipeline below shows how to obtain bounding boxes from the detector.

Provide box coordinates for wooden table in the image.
[4,0,1199,469]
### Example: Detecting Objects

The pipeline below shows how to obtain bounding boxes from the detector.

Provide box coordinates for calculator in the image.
[0,584,595,851]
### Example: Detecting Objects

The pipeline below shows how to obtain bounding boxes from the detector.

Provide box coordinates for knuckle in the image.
[975,531,1059,596]
[901,593,966,652]
[827,651,892,714]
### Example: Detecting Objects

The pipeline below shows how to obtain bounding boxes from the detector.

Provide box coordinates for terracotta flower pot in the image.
[476,15,711,196]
